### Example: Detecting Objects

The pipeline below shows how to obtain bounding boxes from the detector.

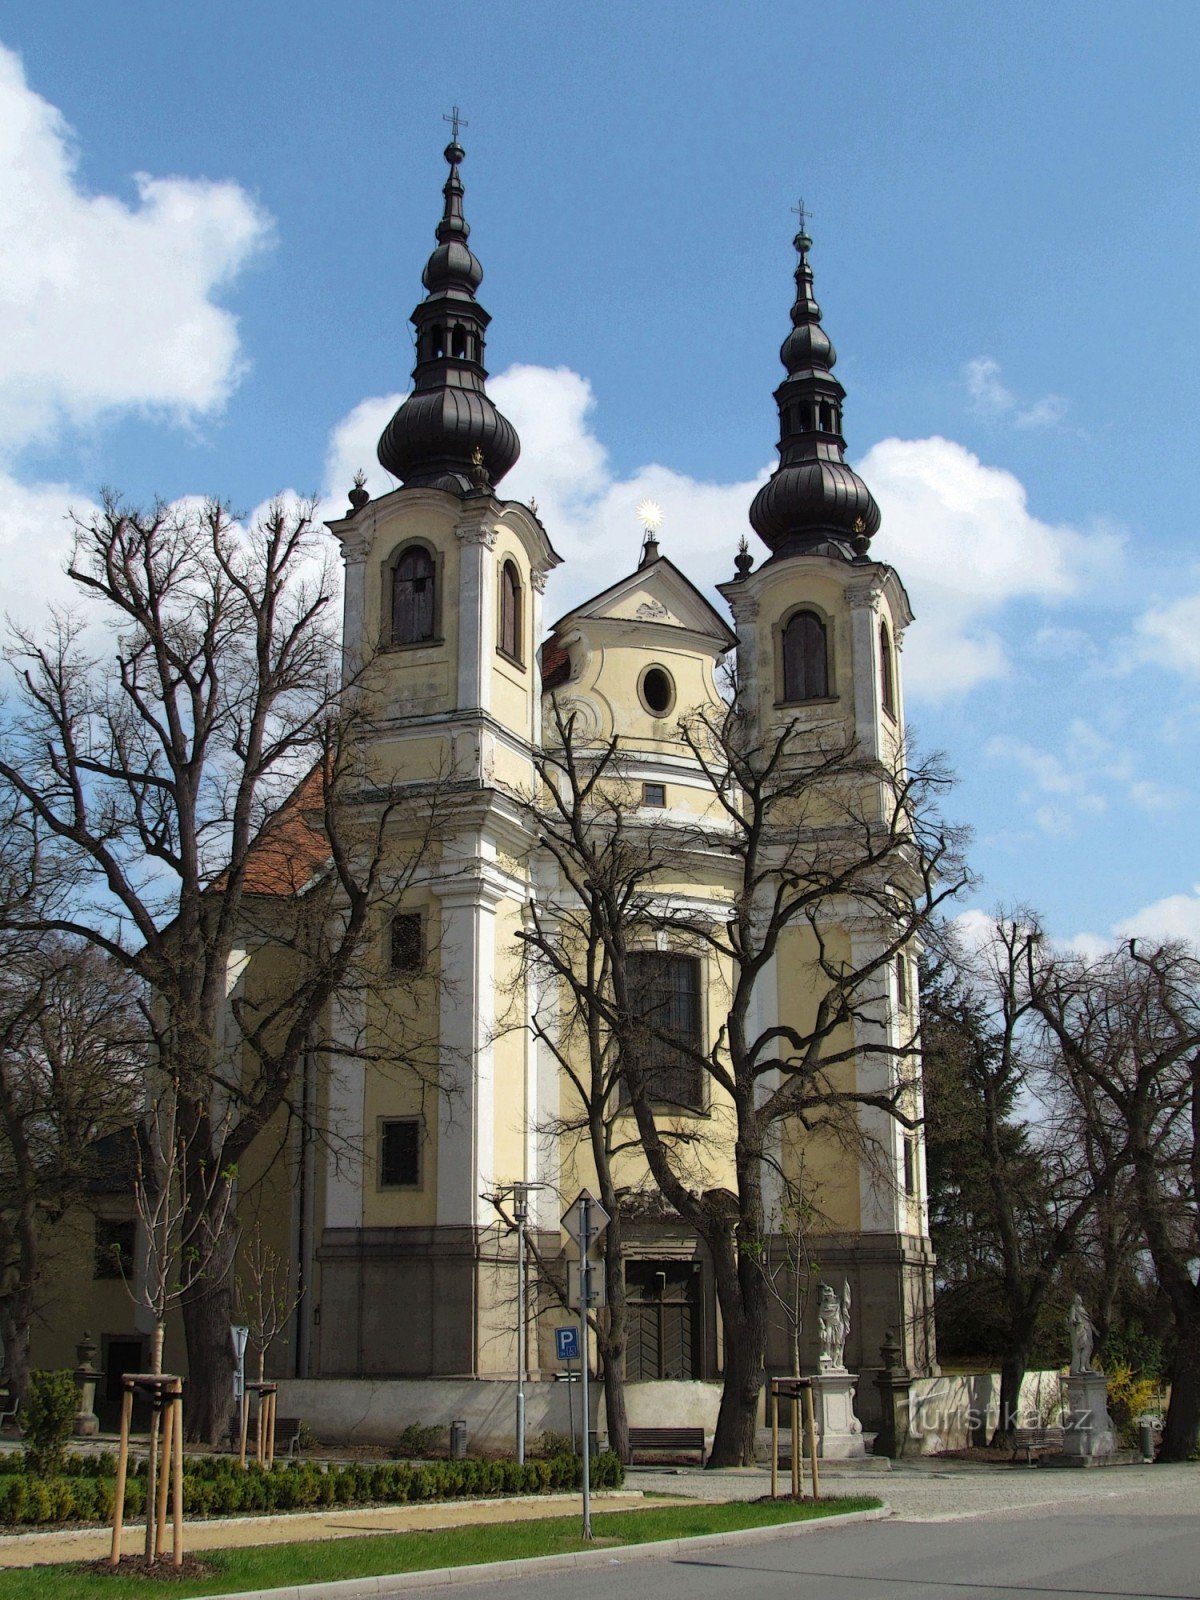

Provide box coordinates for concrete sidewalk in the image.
[0,1489,656,1568]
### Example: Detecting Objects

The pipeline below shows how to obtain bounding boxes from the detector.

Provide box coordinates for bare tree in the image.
[921,917,1116,1439]
[513,703,697,1462]
[235,1224,303,1385]
[0,494,455,1439]
[1033,939,1200,1460]
[526,692,965,1464]
[0,938,141,1402]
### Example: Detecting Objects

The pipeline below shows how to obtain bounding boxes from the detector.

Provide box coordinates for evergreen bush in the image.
[0,1449,623,1526]
[20,1370,79,1477]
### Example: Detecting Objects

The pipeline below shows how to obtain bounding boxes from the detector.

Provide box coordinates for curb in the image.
[200,1503,891,1600]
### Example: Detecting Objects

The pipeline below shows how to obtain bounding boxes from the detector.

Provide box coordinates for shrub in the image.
[396,1422,447,1458]
[296,1420,318,1452]
[535,1430,575,1459]
[0,1443,624,1528]
[1107,1362,1160,1447]
[21,1370,79,1478]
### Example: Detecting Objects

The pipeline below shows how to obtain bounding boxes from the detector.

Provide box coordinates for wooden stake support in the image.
[243,1380,279,1468]
[769,1377,821,1501]
[109,1374,185,1570]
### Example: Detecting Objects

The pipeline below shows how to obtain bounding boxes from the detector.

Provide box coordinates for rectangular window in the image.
[391,912,424,973]
[94,1217,135,1280]
[379,1118,422,1189]
[642,782,666,807]
[623,951,704,1112]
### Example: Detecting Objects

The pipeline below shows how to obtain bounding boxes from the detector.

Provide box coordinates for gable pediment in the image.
[551,557,736,650]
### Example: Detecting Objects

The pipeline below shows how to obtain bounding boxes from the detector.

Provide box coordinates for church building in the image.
[297,134,935,1398]
[37,135,937,1433]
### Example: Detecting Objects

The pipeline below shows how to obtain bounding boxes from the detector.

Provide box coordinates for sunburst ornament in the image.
[636,498,664,533]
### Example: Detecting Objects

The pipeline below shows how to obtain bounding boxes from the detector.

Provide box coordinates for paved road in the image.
[392,1465,1199,1600]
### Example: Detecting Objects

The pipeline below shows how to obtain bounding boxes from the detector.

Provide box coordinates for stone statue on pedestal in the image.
[817,1280,851,1372]
[1068,1294,1096,1374]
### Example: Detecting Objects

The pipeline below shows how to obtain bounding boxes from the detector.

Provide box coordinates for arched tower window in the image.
[879,621,896,719]
[391,545,436,646]
[430,325,445,359]
[499,559,522,664]
[781,610,829,702]
[451,324,467,359]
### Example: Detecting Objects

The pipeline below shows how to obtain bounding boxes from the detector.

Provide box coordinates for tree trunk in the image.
[991,1343,1032,1443]
[601,1231,630,1464]
[181,1271,236,1444]
[1160,1311,1200,1462]
[707,1242,767,1466]
[0,1305,31,1408]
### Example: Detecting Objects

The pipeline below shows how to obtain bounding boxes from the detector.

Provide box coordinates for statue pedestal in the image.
[811,1370,867,1459]
[1062,1372,1116,1461]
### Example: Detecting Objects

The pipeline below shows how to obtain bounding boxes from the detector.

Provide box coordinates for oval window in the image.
[641,666,674,717]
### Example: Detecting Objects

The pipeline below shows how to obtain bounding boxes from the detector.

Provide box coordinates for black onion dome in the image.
[377,139,520,493]
[749,227,880,557]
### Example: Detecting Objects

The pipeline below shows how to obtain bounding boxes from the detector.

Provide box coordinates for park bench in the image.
[0,1388,18,1431]
[275,1416,304,1458]
[628,1426,706,1465]
[1011,1425,1063,1463]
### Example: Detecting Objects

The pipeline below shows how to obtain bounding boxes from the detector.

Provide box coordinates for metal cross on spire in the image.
[792,197,813,234]
[443,106,468,142]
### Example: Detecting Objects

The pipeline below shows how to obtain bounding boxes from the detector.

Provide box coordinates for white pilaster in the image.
[324,992,367,1230]
[849,924,902,1234]
[434,875,504,1228]
[845,575,886,759]
[454,515,498,714]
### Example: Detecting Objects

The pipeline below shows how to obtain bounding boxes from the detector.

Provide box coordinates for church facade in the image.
[297,136,935,1395]
[34,137,937,1418]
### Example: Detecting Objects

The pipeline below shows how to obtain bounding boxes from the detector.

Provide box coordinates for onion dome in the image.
[377,139,520,494]
[749,226,880,558]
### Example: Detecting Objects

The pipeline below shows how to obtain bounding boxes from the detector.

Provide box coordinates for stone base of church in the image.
[311,1225,937,1408]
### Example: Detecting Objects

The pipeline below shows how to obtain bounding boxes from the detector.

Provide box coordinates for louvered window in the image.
[781,610,828,702]
[391,546,436,645]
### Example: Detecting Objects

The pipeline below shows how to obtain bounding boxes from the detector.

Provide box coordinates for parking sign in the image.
[555,1325,580,1363]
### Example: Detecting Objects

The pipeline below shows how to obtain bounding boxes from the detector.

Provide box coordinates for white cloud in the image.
[964,356,1068,431]
[985,718,1180,836]
[0,469,96,623]
[0,42,272,454]
[1115,888,1200,949]
[1132,590,1200,676]
[318,377,1126,703]
[860,436,1122,697]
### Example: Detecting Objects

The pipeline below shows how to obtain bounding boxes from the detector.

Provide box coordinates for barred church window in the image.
[94,1216,135,1279]
[781,609,828,701]
[499,559,522,663]
[879,621,896,718]
[623,951,704,1112]
[642,782,666,807]
[380,1118,422,1189]
[391,912,425,973]
[391,546,436,646]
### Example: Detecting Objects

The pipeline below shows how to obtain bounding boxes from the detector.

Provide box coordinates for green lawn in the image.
[3,1495,882,1599]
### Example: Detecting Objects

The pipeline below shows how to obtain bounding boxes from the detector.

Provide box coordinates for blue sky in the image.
[0,0,1197,950]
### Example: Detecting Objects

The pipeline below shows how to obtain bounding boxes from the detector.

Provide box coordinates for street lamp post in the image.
[509,1181,544,1466]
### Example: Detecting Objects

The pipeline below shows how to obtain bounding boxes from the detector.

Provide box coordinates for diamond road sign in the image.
[563,1188,610,1251]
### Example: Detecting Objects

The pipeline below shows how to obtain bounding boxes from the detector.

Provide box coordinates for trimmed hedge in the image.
[0,1451,624,1526]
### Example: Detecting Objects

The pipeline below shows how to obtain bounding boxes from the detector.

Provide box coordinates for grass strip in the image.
[4,1494,882,1599]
